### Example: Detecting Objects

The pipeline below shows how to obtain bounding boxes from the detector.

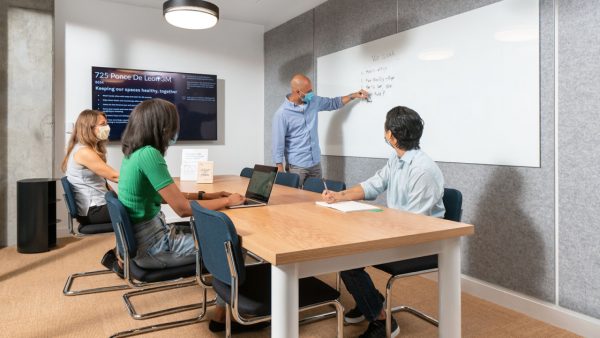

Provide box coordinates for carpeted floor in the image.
[0,235,579,338]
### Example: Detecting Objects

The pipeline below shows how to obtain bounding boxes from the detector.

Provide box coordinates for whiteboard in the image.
[317,0,539,167]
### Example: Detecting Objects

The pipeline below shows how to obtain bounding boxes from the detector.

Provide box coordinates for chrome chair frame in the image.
[61,177,128,296]
[112,219,210,320]
[383,268,439,337]
[222,241,345,338]
[380,188,462,337]
[109,235,216,337]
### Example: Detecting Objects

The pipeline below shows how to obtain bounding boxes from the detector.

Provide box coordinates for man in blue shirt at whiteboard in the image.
[271,74,369,184]
[322,106,445,338]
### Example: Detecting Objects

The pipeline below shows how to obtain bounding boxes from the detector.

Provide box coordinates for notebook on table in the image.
[315,201,383,213]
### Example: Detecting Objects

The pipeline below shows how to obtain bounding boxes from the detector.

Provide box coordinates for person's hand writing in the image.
[322,190,339,204]
[356,89,369,100]
[226,193,245,206]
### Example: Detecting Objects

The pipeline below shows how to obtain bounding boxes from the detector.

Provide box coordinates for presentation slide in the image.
[92,66,217,141]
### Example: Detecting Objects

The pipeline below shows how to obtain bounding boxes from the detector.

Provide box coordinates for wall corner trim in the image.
[459,274,600,337]
[424,272,600,336]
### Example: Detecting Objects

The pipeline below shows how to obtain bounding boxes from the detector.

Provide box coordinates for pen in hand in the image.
[321,179,336,204]
[322,178,329,193]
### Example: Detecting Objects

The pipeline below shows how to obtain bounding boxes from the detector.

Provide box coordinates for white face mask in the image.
[96,125,110,140]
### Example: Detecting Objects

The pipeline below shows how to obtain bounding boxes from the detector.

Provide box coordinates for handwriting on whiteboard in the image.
[361,66,395,98]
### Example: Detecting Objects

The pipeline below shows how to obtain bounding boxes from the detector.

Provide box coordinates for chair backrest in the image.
[302,177,346,193]
[442,188,463,222]
[275,172,300,188]
[240,167,253,178]
[105,191,138,259]
[191,202,246,286]
[61,176,78,218]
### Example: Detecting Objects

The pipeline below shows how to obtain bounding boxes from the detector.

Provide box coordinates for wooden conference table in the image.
[178,175,474,338]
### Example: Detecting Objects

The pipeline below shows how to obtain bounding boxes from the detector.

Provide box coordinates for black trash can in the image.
[17,178,58,253]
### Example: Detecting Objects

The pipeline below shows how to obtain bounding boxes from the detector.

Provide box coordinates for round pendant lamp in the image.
[163,0,219,30]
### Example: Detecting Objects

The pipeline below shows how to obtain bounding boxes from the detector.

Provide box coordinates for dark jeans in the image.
[77,204,111,225]
[340,267,384,322]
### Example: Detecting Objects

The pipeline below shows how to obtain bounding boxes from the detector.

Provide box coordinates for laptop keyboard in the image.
[244,199,262,205]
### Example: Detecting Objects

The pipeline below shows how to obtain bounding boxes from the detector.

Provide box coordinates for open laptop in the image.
[228,164,278,209]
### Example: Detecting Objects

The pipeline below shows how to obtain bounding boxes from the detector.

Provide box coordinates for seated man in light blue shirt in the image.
[322,106,445,338]
[271,74,368,184]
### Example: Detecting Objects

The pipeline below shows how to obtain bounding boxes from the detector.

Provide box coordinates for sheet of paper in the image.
[160,204,190,223]
[196,161,214,183]
[180,149,208,181]
[315,201,382,213]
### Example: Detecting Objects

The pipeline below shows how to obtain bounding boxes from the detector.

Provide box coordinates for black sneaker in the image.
[112,261,124,279]
[208,319,270,333]
[100,249,116,270]
[344,293,385,324]
[344,306,365,324]
[359,318,399,338]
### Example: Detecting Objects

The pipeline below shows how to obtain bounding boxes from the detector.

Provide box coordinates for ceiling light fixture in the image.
[163,0,219,30]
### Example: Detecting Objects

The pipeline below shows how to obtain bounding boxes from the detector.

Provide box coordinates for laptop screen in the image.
[245,165,278,202]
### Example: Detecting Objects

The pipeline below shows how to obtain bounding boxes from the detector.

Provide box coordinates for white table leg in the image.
[438,237,461,338]
[272,263,299,338]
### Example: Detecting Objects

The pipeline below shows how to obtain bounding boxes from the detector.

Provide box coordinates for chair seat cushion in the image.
[374,255,438,276]
[213,263,340,317]
[78,222,114,234]
[129,261,198,283]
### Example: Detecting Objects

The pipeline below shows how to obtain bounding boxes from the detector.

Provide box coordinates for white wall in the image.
[54,0,265,180]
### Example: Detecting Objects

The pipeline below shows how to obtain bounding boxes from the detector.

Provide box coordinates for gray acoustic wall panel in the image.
[441,0,556,303]
[264,11,315,165]
[395,0,499,33]
[313,0,398,60]
[265,0,557,304]
[558,0,600,319]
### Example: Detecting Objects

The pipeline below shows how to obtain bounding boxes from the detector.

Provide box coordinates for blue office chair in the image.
[275,172,300,188]
[61,176,113,235]
[303,177,346,193]
[239,167,253,178]
[61,177,128,296]
[190,202,345,338]
[105,192,214,337]
[373,188,463,336]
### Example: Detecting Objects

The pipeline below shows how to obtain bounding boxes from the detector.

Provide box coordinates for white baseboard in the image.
[423,273,600,337]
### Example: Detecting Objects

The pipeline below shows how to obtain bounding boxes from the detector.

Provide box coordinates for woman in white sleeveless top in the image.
[61,109,121,275]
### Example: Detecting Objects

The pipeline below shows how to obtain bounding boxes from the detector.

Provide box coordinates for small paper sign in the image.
[196,161,214,184]
[180,149,208,181]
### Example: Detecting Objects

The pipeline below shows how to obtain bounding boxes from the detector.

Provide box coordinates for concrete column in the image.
[1,0,53,247]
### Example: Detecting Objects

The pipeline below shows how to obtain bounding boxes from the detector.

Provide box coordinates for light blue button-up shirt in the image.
[360,149,446,218]
[272,95,343,168]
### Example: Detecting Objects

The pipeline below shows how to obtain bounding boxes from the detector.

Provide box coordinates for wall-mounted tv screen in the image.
[92,66,217,141]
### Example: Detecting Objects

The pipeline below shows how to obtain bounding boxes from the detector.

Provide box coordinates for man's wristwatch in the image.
[348,93,355,100]
[197,191,205,200]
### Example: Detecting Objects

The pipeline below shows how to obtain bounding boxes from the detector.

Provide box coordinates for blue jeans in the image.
[131,214,226,307]
[340,268,384,322]
[132,215,196,269]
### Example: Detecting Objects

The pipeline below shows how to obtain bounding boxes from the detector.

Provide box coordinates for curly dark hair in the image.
[384,106,424,150]
[121,98,179,157]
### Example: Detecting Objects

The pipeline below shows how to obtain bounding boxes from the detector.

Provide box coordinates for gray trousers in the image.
[286,163,322,186]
